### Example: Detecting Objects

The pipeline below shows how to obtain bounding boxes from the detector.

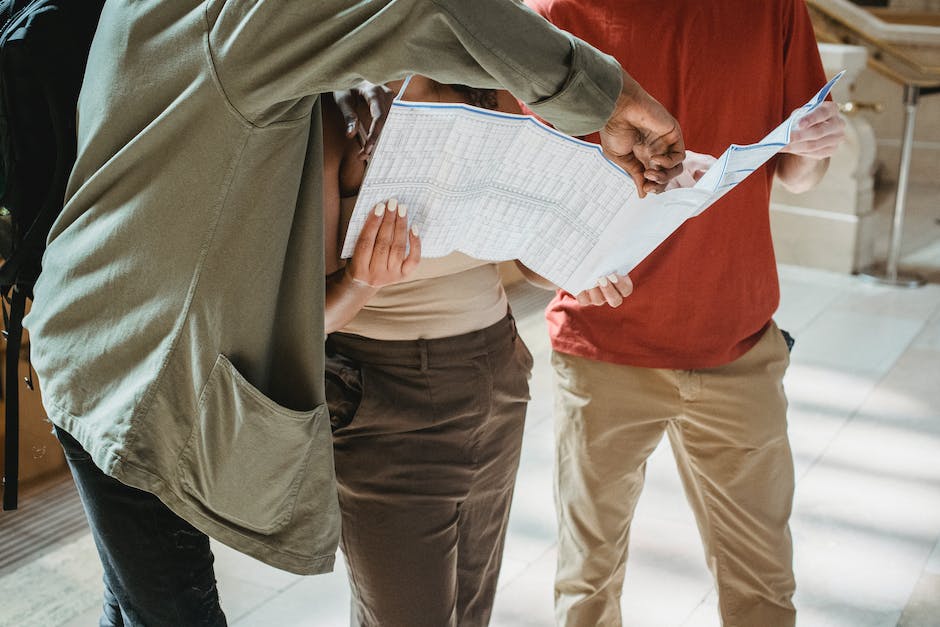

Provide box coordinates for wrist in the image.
[609,69,655,128]
[777,153,829,194]
[340,269,380,295]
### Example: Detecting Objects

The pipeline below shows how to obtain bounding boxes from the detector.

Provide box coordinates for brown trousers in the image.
[552,323,796,627]
[328,315,532,627]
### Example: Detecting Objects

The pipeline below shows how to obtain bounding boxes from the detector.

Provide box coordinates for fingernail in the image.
[597,277,609,287]
[607,274,619,283]
[373,202,385,217]
[411,226,419,237]
[387,198,398,213]
[346,123,357,134]
[398,204,407,218]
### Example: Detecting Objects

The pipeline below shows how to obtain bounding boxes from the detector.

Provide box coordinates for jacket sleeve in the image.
[205,0,622,135]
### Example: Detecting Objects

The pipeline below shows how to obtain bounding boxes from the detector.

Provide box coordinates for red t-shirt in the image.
[528,0,827,369]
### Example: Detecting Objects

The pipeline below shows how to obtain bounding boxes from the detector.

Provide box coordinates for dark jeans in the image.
[54,426,227,627]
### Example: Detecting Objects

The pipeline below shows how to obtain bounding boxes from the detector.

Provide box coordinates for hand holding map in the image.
[342,72,844,294]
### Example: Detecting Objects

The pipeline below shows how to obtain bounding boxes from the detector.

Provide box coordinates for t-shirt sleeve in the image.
[781,0,828,118]
[206,0,622,136]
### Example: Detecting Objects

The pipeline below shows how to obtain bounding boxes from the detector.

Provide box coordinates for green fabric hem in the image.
[45,406,338,577]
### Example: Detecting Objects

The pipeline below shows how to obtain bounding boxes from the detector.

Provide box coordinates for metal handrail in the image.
[807,0,940,287]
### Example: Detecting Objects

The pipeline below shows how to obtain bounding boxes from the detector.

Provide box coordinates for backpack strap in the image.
[0,47,83,288]
[2,283,25,510]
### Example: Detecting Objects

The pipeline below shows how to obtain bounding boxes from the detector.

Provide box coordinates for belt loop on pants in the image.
[418,339,429,373]
[507,307,518,341]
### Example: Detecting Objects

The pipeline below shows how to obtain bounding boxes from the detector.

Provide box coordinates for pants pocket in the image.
[178,354,325,535]
[515,335,535,375]
[324,345,363,432]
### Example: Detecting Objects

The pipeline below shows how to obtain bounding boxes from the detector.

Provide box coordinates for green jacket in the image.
[25,0,622,574]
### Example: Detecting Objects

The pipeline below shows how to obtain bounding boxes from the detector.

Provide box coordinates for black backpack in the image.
[0,0,103,510]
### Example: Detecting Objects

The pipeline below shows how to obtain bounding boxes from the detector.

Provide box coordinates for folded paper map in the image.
[342,72,843,294]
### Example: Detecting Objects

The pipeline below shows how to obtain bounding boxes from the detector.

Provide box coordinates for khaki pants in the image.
[552,323,796,627]
[329,315,533,627]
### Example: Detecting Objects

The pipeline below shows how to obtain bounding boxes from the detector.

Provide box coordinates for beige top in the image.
[337,197,508,340]
[23,0,622,574]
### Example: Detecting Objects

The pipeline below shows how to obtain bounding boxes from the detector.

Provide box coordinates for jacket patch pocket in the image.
[178,354,325,535]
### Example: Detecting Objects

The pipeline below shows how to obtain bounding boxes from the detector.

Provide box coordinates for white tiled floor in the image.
[1,265,939,627]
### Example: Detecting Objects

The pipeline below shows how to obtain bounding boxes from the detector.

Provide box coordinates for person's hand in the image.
[658,150,717,191]
[601,69,685,198]
[781,101,845,160]
[345,199,421,288]
[573,273,634,307]
[332,81,395,159]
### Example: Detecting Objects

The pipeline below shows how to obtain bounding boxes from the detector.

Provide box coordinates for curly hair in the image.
[447,85,499,110]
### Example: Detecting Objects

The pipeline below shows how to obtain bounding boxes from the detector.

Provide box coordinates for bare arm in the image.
[515,261,633,308]
[325,271,378,335]
[321,97,421,333]
[776,154,828,194]
[324,200,421,333]
[321,96,371,334]
[514,261,555,290]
